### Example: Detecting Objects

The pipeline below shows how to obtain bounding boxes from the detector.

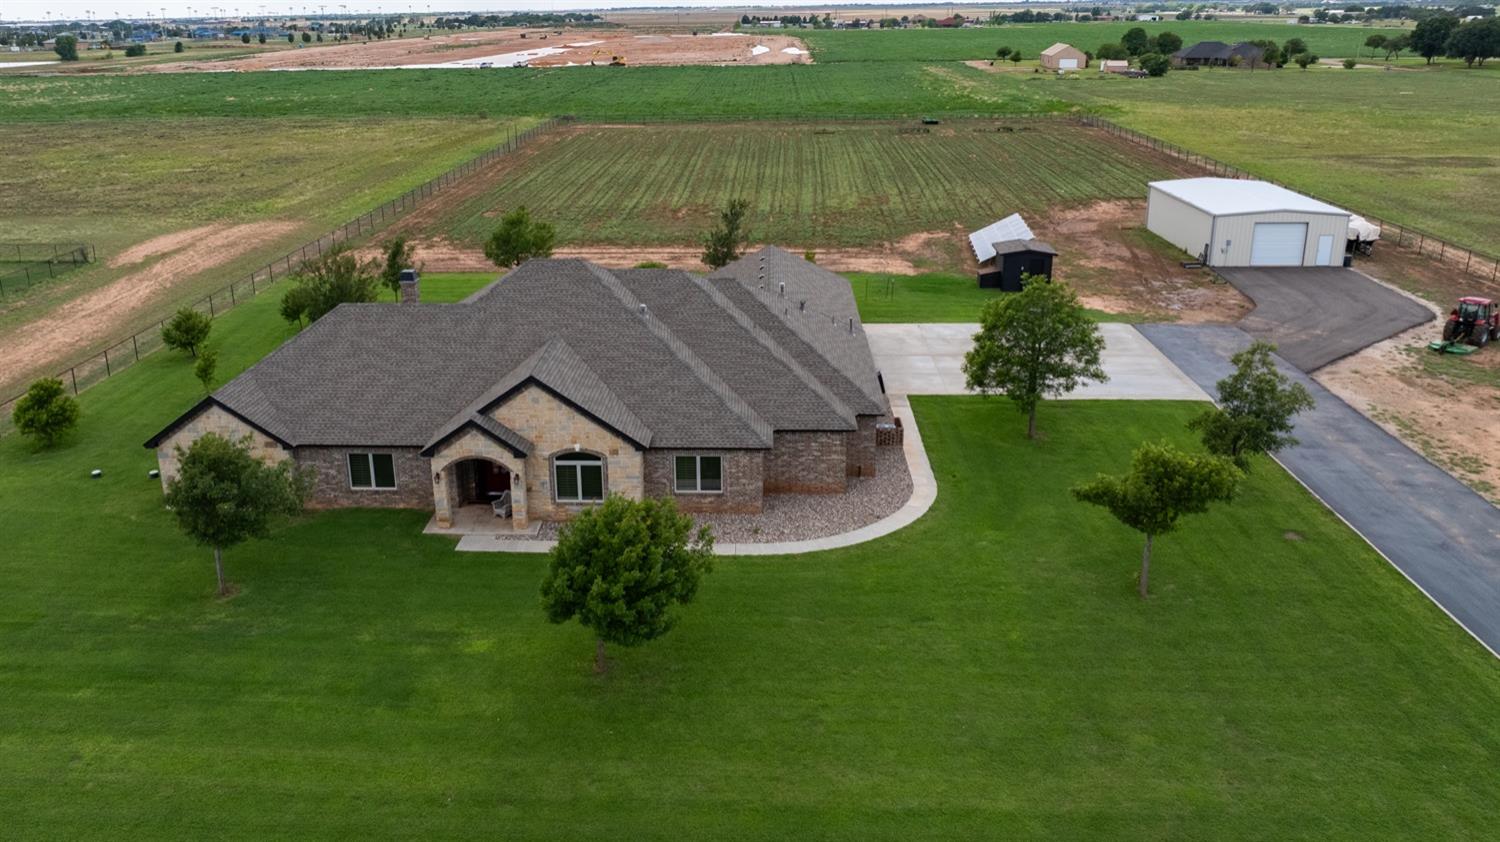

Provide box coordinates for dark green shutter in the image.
[348,453,372,488]
[555,464,579,501]
[580,465,604,500]
[700,456,722,491]
[674,456,696,492]
[372,454,396,489]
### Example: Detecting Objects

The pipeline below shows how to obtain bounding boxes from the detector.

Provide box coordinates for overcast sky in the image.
[6,1,1009,25]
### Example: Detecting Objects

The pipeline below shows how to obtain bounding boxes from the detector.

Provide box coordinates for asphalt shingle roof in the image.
[155,251,887,452]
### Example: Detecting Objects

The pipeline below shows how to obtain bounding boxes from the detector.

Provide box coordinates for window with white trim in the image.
[554,452,605,503]
[674,455,723,494]
[348,452,397,490]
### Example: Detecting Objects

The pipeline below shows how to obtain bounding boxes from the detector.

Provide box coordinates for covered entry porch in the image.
[423,420,533,532]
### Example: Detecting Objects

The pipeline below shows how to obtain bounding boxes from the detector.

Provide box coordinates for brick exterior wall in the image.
[644,450,764,514]
[488,384,644,522]
[296,447,432,509]
[765,431,848,494]
[845,415,881,479]
[154,403,290,492]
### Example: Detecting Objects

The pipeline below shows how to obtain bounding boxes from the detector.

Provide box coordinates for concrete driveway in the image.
[1218,267,1432,371]
[1141,323,1500,658]
[866,322,1208,400]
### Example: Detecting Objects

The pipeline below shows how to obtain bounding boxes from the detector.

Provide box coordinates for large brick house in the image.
[145,248,891,531]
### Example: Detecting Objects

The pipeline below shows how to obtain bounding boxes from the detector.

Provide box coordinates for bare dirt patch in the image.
[145,29,810,72]
[109,224,229,268]
[1359,240,1500,308]
[1317,320,1500,504]
[0,221,299,390]
[1031,200,1250,323]
[387,239,928,275]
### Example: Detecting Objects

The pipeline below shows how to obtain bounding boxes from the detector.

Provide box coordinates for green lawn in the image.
[847,271,1148,323]
[3,271,1499,837]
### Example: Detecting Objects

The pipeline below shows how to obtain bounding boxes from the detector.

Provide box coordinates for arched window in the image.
[553,452,605,503]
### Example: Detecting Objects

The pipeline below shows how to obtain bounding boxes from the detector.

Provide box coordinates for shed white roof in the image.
[969,213,1035,263]
[1149,178,1348,217]
[1041,42,1078,56]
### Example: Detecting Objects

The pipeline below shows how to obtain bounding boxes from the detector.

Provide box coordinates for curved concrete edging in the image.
[453,395,938,555]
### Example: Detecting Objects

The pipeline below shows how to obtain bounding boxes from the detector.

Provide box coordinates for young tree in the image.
[962,279,1107,440]
[1009,49,1023,64]
[161,307,213,358]
[1188,341,1314,469]
[483,206,557,268]
[1283,37,1308,57]
[54,35,79,61]
[1364,33,1387,59]
[1139,52,1172,76]
[1343,58,1358,69]
[258,33,267,44]
[379,236,417,298]
[1294,52,1318,70]
[11,377,80,448]
[1072,442,1241,598]
[174,40,185,52]
[164,434,306,596]
[701,198,751,269]
[1410,14,1459,64]
[281,245,379,324]
[1383,33,1410,60]
[540,496,714,674]
[995,46,1012,59]
[1121,26,1150,55]
[194,348,219,393]
[241,33,251,44]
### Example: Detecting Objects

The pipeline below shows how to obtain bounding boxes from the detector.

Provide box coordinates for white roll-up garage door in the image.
[1059,58,1078,69]
[1249,222,1308,266]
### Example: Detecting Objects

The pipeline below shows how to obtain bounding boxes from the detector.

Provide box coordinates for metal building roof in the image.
[1149,178,1349,217]
[969,213,1035,263]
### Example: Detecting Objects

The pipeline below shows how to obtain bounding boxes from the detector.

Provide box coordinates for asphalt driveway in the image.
[1217,267,1432,371]
[866,323,1208,400]
[1141,323,1500,657]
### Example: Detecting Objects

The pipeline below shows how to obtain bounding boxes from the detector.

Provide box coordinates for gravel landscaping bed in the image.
[481,445,914,546]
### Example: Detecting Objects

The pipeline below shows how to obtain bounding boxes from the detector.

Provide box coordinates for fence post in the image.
[104,348,111,377]
[133,335,139,362]
[70,368,78,394]
[208,294,215,317]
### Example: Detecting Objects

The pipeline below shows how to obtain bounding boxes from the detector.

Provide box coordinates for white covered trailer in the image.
[1146,178,1352,268]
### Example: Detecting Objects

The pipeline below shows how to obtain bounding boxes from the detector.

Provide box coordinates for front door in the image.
[470,461,510,503]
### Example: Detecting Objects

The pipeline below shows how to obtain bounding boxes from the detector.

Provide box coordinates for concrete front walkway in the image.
[1141,323,1500,658]
[866,322,1209,400]
[453,394,938,556]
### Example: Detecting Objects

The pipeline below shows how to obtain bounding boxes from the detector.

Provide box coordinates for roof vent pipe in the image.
[778,282,785,298]
[639,303,647,316]
[848,318,854,334]
[799,300,806,312]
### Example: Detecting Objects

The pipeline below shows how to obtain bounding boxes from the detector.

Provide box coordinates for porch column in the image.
[510,465,529,531]
[433,464,457,528]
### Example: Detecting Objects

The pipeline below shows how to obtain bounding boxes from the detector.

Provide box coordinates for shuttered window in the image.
[347,453,396,490]
[554,453,605,503]
[674,455,723,494]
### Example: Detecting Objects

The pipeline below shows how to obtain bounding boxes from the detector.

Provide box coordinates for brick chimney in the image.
[398,268,420,304]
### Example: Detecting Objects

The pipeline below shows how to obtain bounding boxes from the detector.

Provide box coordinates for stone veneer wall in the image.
[489,384,644,522]
[644,450,764,514]
[296,447,432,509]
[154,404,290,491]
[764,431,848,494]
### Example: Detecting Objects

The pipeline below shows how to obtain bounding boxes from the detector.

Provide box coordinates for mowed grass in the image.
[848,271,1150,323]
[425,121,1200,248]
[0,116,532,392]
[1039,64,1500,247]
[801,20,1392,62]
[3,271,1499,835]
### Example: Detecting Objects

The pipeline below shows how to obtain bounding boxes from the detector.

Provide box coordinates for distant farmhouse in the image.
[146,249,891,532]
[1172,41,1268,68]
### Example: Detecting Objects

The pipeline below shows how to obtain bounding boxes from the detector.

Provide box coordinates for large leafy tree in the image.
[1189,341,1314,469]
[701,198,750,269]
[161,307,213,358]
[280,245,379,324]
[53,35,79,61]
[1150,31,1183,55]
[483,206,556,268]
[1139,52,1172,76]
[1446,18,1500,67]
[1410,15,1459,64]
[11,378,80,448]
[378,237,417,299]
[1073,442,1241,598]
[163,434,306,596]
[540,496,714,674]
[1121,26,1150,56]
[963,279,1107,440]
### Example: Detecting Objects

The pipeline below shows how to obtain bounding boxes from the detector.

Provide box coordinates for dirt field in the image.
[0,221,298,391]
[145,29,810,72]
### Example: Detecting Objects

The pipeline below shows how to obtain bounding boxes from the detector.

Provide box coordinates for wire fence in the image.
[0,117,561,425]
[0,243,95,298]
[1076,115,1500,284]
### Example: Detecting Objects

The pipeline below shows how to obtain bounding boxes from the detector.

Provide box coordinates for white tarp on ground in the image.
[1348,214,1381,242]
[782,47,806,55]
[968,213,1035,263]
[751,45,770,55]
[0,60,60,68]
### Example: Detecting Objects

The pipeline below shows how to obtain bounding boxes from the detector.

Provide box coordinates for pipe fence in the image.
[1,118,561,426]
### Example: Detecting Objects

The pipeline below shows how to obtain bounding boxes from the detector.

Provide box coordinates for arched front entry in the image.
[431,449,528,532]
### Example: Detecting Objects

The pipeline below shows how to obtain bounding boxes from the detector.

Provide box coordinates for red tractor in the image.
[1432,297,1499,353]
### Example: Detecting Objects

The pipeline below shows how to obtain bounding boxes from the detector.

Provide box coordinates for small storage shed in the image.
[1146,178,1351,268]
[970,214,1057,290]
[1040,42,1087,70]
[1100,59,1131,73]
